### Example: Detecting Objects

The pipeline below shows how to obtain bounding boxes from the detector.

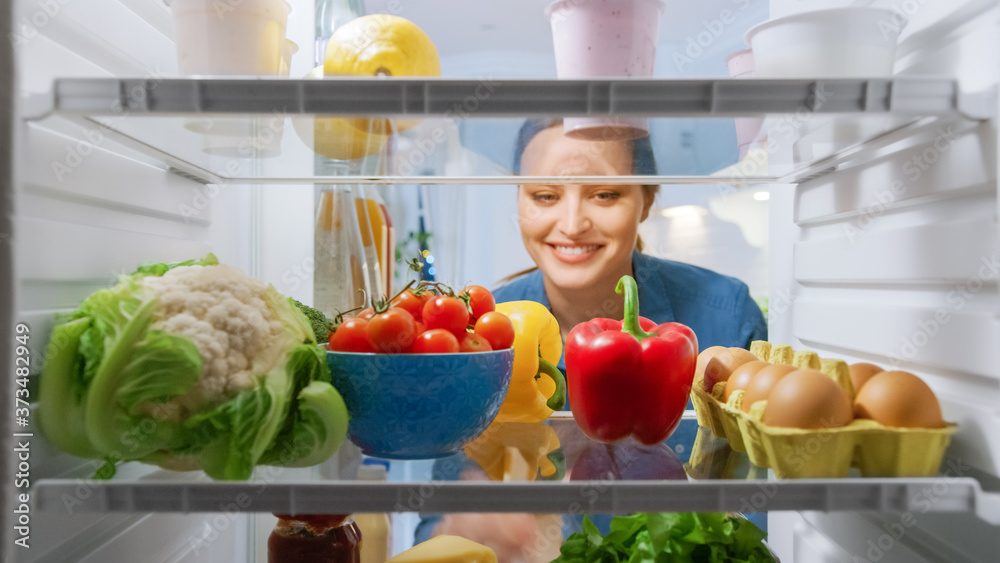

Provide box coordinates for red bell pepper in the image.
[565,275,698,445]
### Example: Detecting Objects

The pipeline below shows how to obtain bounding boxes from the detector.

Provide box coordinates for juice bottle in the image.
[359,186,394,297]
[268,514,361,563]
[314,187,368,318]
[352,186,384,301]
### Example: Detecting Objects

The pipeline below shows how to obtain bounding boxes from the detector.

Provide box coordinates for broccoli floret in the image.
[292,299,333,344]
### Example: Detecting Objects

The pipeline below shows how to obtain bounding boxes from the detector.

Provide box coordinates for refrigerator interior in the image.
[2,0,999,562]
[764,0,1000,560]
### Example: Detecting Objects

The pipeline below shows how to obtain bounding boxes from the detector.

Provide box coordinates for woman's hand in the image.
[432,512,562,563]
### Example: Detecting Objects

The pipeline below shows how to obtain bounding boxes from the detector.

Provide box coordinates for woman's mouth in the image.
[549,244,602,264]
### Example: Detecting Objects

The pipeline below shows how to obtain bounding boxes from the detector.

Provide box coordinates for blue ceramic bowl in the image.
[327,349,514,459]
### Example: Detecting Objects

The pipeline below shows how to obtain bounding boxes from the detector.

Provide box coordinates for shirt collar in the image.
[523,268,551,309]
[633,250,676,323]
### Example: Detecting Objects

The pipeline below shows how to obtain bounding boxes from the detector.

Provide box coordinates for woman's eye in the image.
[595,191,621,201]
[531,193,557,203]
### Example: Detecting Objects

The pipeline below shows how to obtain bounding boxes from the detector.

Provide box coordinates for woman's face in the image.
[517,126,652,291]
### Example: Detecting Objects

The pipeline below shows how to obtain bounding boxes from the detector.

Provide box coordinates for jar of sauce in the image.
[268,513,362,563]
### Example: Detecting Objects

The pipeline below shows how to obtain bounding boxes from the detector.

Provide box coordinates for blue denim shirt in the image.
[492,250,767,360]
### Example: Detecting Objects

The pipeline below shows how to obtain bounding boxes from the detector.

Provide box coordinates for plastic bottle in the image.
[354,460,392,563]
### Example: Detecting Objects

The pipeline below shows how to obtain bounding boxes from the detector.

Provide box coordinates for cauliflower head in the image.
[38,255,349,480]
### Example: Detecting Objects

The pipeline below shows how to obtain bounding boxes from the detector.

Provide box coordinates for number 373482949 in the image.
[14,323,30,398]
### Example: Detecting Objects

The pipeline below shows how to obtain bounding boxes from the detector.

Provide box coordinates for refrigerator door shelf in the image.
[20,77,992,186]
[26,77,984,120]
[29,416,1000,524]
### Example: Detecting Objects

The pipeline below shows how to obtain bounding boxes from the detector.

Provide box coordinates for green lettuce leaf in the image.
[259,380,349,468]
[266,286,316,345]
[178,344,339,480]
[258,343,347,468]
[117,330,202,410]
[184,384,277,480]
[82,283,170,458]
[626,530,656,563]
[553,513,774,563]
[38,317,102,458]
[131,253,219,277]
[729,517,770,561]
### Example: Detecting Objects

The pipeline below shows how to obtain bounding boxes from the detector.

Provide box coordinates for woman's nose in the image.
[558,200,592,237]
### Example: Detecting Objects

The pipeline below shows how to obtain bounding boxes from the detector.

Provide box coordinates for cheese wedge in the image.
[387,535,498,563]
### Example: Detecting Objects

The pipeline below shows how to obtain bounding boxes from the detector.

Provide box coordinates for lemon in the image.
[325,14,440,79]
[324,14,440,134]
[291,66,390,160]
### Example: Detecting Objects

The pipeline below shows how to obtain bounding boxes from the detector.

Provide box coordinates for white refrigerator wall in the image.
[12,0,251,561]
[766,0,1000,561]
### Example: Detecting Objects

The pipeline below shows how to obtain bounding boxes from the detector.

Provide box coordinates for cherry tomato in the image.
[412,329,461,354]
[366,308,417,353]
[414,320,426,337]
[474,311,515,350]
[459,333,493,353]
[422,296,470,338]
[391,289,430,321]
[328,318,376,353]
[356,307,375,321]
[461,285,495,320]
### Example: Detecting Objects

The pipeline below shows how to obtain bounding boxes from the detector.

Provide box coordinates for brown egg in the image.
[762,369,854,429]
[723,360,770,401]
[854,371,944,428]
[740,363,797,412]
[695,346,726,385]
[849,362,884,394]
[702,348,758,393]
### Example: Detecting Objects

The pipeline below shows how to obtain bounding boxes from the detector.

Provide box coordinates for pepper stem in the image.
[541,448,566,481]
[617,275,657,342]
[537,357,566,411]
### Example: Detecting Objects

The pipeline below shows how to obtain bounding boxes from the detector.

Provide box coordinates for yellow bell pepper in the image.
[463,420,564,481]
[493,301,566,423]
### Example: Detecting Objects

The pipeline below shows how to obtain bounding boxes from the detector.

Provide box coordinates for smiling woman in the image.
[494,118,766,351]
[416,120,769,554]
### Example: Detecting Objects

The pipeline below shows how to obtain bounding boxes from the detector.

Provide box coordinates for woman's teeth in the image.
[553,245,599,255]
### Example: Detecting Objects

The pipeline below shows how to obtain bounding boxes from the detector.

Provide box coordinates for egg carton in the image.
[691,341,958,479]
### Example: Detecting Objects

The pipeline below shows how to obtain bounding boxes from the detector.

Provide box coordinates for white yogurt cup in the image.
[745,7,905,78]
[547,0,665,141]
[199,114,289,159]
[725,49,764,160]
[171,0,291,76]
